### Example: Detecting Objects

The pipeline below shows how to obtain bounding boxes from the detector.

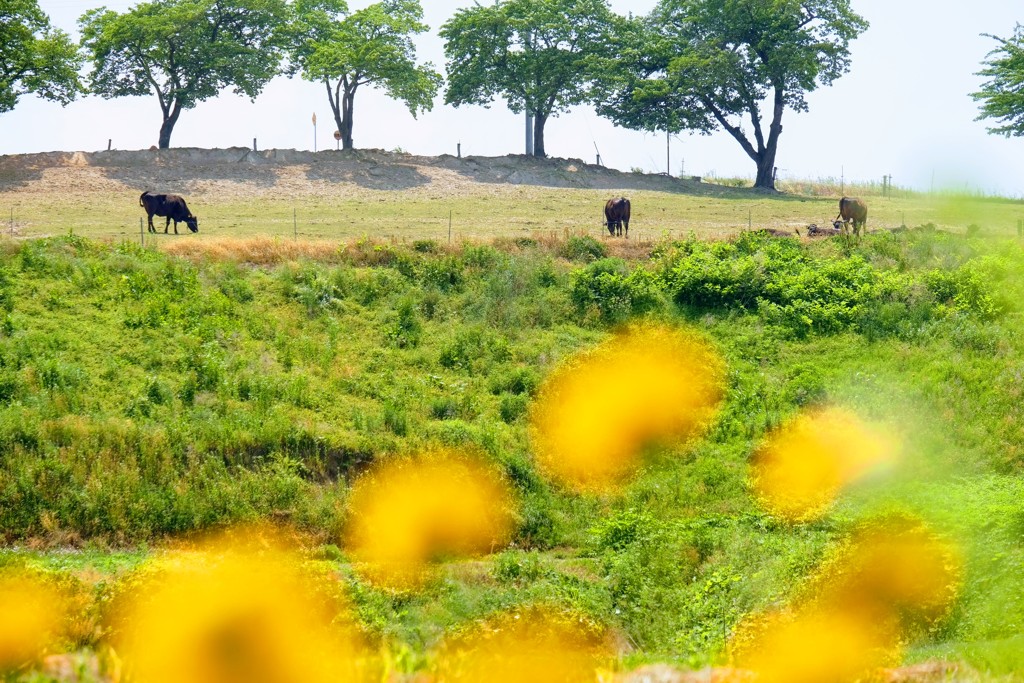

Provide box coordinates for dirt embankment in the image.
[0,147,714,201]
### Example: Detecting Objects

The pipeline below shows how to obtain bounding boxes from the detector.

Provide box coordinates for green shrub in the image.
[570,258,664,322]
[559,235,607,262]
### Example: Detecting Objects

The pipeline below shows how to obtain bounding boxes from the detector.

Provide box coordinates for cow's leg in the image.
[164,216,170,234]
[624,218,629,239]
[147,213,156,233]
[173,220,179,235]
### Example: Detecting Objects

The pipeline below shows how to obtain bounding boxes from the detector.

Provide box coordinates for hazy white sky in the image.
[2,0,1022,195]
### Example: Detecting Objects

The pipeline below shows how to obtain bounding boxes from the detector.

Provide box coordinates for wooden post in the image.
[748,208,752,230]
[457,143,461,158]
[107,139,112,151]
[253,138,257,152]
[140,217,144,245]
[293,208,297,240]
[10,208,14,237]
[448,210,452,244]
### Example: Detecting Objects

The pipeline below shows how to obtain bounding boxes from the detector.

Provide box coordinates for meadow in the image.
[2,154,1024,681]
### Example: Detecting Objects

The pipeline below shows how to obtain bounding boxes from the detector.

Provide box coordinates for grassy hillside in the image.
[2,227,1024,679]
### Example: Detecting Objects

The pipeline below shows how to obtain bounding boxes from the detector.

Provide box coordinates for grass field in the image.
[2,151,1024,681]
[1,149,1022,242]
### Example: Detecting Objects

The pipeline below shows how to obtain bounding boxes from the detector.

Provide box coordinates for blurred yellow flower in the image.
[731,607,895,683]
[530,323,724,492]
[750,407,897,521]
[345,451,516,590]
[435,607,611,683]
[0,572,65,672]
[811,517,962,625]
[112,528,369,683]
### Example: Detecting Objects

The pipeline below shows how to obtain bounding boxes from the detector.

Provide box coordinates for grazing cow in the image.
[139,192,199,234]
[834,196,868,238]
[604,197,631,238]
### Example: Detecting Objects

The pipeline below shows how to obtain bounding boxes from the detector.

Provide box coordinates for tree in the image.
[973,25,1024,137]
[1,0,83,114]
[79,0,288,149]
[440,0,618,158]
[596,0,868,190]
[286,0,440,151]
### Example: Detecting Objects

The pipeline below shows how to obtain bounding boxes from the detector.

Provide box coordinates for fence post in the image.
[293,208,297,240]
[140,217,144,246]
[253,138,257,152]
[1017,219,1022,238]
[457,143,461,159]
[448,210,452,244]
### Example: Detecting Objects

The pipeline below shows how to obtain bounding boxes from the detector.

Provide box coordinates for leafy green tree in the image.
[973,25,1024,137]
[1,0,83,114]
[440,0,618,158]
[286,0,440,151]
[596,0,868,190]
[79,0,288,149]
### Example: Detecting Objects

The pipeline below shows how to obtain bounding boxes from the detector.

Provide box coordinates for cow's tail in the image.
[139,191,150,208]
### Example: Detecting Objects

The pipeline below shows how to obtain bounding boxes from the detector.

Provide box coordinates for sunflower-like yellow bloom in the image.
[530,323,725,493]
[750,407,897,521]
[729,517,961,683]
[112,528,370,683]
[0,572,65,672]
[731,607,895,683]
[345,451,516,590]
[435,606,611,683]
[809,517,962,625]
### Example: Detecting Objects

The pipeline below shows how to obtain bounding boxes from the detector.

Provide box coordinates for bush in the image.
[559,235,607,262]
[570,258,664,323]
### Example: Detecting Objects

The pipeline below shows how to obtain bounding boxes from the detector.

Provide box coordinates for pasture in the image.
[1,148,1022,242]
[2,150,1024,682]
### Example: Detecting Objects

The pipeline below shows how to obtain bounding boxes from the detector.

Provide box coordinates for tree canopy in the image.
[440,0,618,158]
[286,0,440,151]
[0,0,83,114]
[596,0,868,189]
[79,0,288,148]
[973,24,1024,138]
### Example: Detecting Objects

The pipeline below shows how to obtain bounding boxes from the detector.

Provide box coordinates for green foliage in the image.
[595,0,868,187]
[79,0,288,147]
[973,24,1024,137]
[0,0,82,113]
[559,235,608,262]
[440,0,619,156]
[569,258,665,323]
[286,0,441,149]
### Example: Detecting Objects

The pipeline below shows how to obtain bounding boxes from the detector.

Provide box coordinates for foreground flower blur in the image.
[530,323,725,493]
[0,572,65,672]
[750,407,897,521]
[111,528,369,683]
[434,607,612,683]
[345,450,516,590]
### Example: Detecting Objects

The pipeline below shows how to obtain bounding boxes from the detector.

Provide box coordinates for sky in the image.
[2,0,1023,196]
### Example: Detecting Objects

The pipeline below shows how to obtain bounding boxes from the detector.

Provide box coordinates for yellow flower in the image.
[750,407,897,521]
[530,323,724,493]
[112,528,370,683]
[435,607,611,683]
[0,572,65,672]
[732,607,895,683]
[345,451,516,590]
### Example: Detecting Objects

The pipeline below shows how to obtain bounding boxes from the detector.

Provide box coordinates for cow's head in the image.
[186,214,199,233]
[606,221,616,236]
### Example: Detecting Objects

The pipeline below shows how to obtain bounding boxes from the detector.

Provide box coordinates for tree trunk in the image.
[754,148,777,190]
[158,101,181,149]
[341,87,355,150]
[753,89,786,191]
[532,112,547,158]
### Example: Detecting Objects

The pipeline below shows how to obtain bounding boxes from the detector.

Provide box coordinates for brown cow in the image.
[604,197,631,238]
[140,192,199,234]
[834,197,868,237]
